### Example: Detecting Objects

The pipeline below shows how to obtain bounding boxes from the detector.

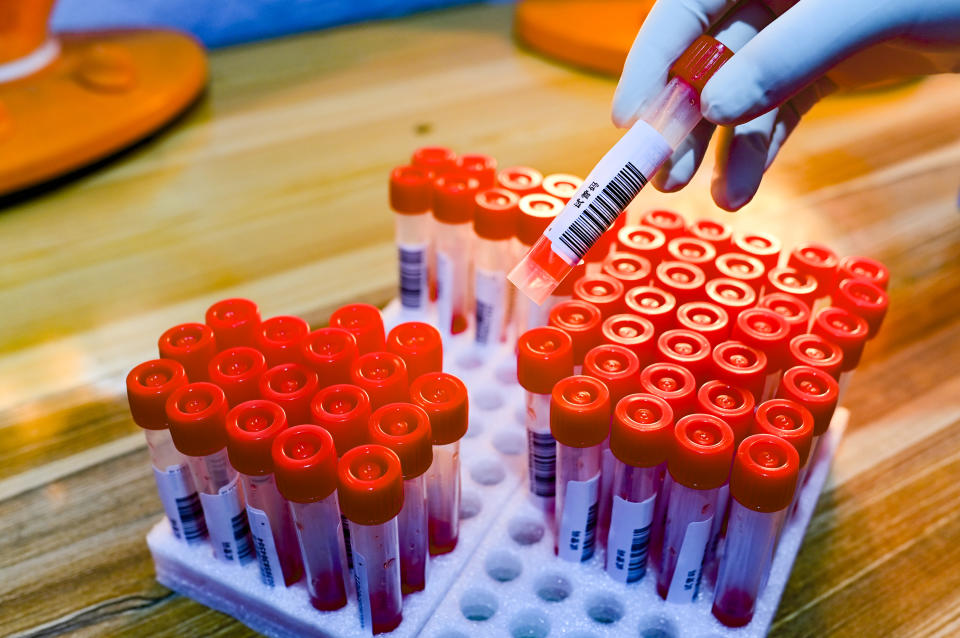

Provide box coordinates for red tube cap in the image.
[473,188,519,241]
[640,209,686,240]
[776,366,839,436]
[225,400,287,476]
[732,231,781,270]
[711,341,768,399]
[730,434,799,513]
[208,347,268,407]
[688,218,732,252]
[788,242,839,291]
[765,267,818,309]
[350,351,410,410]
[127,359,188,430]
[390,165,432,214]
[205,298,261,350]
[330,303,386,354]
[835,278,888,339]
[788,333,843,379]
[542,173,582,202]
[386,322,443,384]
[517,327,575,394]
[624,285,677,333]
[409,372,469,445]
[656,329,712,381]
[338,444,404,525]
[548,300,604,365]
[310,384,372,455]
[611,394,674,467]
[497,166,543,195]
[368,403,433,479]
[704,277,757,321]
[668,414,735,490]
[572,273,625,318]
[550,376,611,448]
[639,362,697,417]
[754,399,814,468]
[715,253,766,293]
[259,363,320,426]
[166,382,229,457]
[838,255,889,290]
[666,237,717,277]
[411,146,456,175]
[301,327,359,387]
[601,314,657,364]
[257,316,310,367]
[602,252,652,287]
[757,293,811,338]
[517,193,564,246]
[617,224,667,262]
[272,425,339,503]
[655,260,707,305]
[583,344,642,407]
[676,301,730,346]
[456,153,497,188]
[812,307,869,370]
[668,35,735,95]
[732,308,792,371]
[433,174,480,224]
[696,381,756,445]
[159,323,217,382]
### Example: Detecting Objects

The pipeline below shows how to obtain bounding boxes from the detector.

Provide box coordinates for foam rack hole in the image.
[535,572,572,602]
[638,615,678,638]
[485,550,522,582]
[469,459,506,486]
[508,516,545,546]
[495,361,517,386]
[459,588,499,622]
[474,388,504,411]
[465,417,483,439]
[510,608,550,638]
[567,633,600,638]
[456,351,484,370]
[493,429,525,455]
[460,491,482,519]
[585,593,624,624]
[433,632,470,638]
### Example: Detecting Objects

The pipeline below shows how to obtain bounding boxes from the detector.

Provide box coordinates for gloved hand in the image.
[612,0,960,210]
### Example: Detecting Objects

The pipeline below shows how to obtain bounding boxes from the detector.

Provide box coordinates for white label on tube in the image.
[474,268,506,345]
[544,120,672,264]
[666,516,714,603]
[606,492,656,583]
[527,429,557,497]
[153,463,207,544]
[353,548,373,631]
[558,472,600,562]
[436,250,454,333]
[248,505,284,587]
[199,476,255,564]
[398,243,427,310]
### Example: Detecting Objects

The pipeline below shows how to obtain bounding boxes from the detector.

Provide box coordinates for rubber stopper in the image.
[688,218,733,252]
[704,277,757,321]
[696,380,756,445]
[583,344,642,406]
[668,414,735,490]
[225,400,288,476]
[838,255,889,290]
[624,285,677,333]
[715,252,766,293]
[497,166,543,195]
[639,362,697,417]
[787,333,843,379]
[765,267,818,309]
[456,153,497,188]
[256,315,310,368]
[601,314,657,365]
[602,251,652,286]
[338,444,404,525]
[208,346,268,407]
[300,327,359,387]
[732,231,781,270]
[517,193,564,246]
[126,359,188,430]
[473,188,519,241]
[617,224,667,262]
[834,278,888,339]
[516,326,575,394]
[259,363,320,426]
[386,321,443,383]
[390,165,432,214]
[675,301,730,346]
[158,322,217,383]
[757,293,811,338]
[811,306,869,370]
[640,209,687,240]
[548,300,604,365]
[368,403,433,479]
[610,393,674,468]
[788,242,839,291]
[776,366,839,436]
[550,376,611,448]
[166,382,229,457]
[350,351,410,410]
[668,35,735,95]
[409,372,469,446]
[310,383,372,455]
[572,273,625,318]
[753,399,814,468]
[205,298,261,350]
[330,303,386,355]
[730,434,799,512]
[411,146,456,175]
[711,340,768,400]
[272,424,339,503]
[732,307,792,371]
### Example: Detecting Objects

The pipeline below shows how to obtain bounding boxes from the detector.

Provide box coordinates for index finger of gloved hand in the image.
[612,0,740,128]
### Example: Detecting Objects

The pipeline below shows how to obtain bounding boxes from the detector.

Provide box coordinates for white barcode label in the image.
[606,492,656,583]
[666,516,713,603]
[474,268,506,345]
[558,472,600,562]
[527,430,557,497]
[248,505,284,587]
[398,243,427,310]
[153,464,207,544]
[353,547,373,631]
[199,477,255,564]
[436,250,455,333]
[544,120,672,264]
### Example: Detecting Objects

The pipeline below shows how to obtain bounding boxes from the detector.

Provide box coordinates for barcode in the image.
[254,534,275,587]
[174,492,207,542]
[617,523,652,581]
[355,567,366,628]
[342,514,353,569]
[527,431,556,497]
[399,246,425,309]
[231,510,255,563]
[580,501,599,561]
[475,299,494,344]
[557,162,647,260]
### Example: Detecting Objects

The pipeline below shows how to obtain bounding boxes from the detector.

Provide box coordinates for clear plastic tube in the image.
[427,441,461,555]
[656,480,720,602]
[145,428,207,544]
[186,447,255,564]
[605,460,663,583]
[240,473,304,587]
[289,494,350,610]
[395,212,432,312]
[474,236,512,345]
[398,474,429,593]
[349,519,403,635]
[555,443,602,562]
[525,391,555,501]
[435,220,473,335]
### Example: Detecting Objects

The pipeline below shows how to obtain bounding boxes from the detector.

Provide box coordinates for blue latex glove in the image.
[612,0,960,210]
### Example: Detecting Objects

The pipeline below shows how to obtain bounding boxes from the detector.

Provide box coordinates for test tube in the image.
[688,219,733,253]
[310,383,372,455]
[705,277,757,323]
[300,327,360,387]
[787,333,844,380]
[390,165,433,313]
[605,394,673,583]
[330,303,387,355]
[656,329,713,383]
[542,173,583,202]
[712,434,799,626]
[259,363,320,426]
[732,231,782,271]
[548,299,604,374]
[508,36,735,303]
[788,242,839,309]
[208,347,267,407]
[838,255,889,290]
[338,445,405,634]
[473,188,520,345]
[350,351,410,411]
[412,146,456,175]
[517,327,575,500]
[753,398,814,511]
[657,414,735,602]
[158,323,217,382]
[834,278,889,339]
[386,322,443,382]
[583,214,627,271]
[617,224,668,265]
[764,267,818,313]
[757,292,811,338]
[624,285,677,333]
[654,261,707,306]
[126,359,207,544]
[513,193,566,335]
[639,362,698,418]
[640,209,687,241]
[601,313,657,366]
[675,301,730,346]
[666,237,718,278]
[225,400,304,587]
[410,372,468,555]
[205,298,262,350]
[456,153,497,188]
[811,306,869,398]
[776,365,839,464]
[256,316,310,367]
[711,341,768,400]
[551,376,611,562]
[715,253,766,295]
[731,308,792,402]
[368,403,433,594]
[572,272,626,318]
[166,382,254,564]
[272,425,349,611]
[498,166,543,196]
[433,174,480,335]
[602,251,652,288]
[696,381,756,445]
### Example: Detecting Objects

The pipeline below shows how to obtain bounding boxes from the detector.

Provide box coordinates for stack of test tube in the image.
[127,299,470,634]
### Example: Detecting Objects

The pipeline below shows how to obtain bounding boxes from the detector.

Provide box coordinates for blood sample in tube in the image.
[639,362,697,418]
[601,314,657,366]
[731,308,792,402]
[753,398,814,509]
[433,174,480,335]
[330,303,386,355]
[208,347,267,407]
[776,366,839,463]
[812,306,869,396]
[549,300,604,372]
[390,165,433,312]
[675,301,730,346]
[256,316,309,368]
[300,327,359,387]
[386,322,443,381]
[205,298,261,350]
[159,323,217,382]
[259,363,319,426]
[310,383,372,455]
[624,285,677,333]
[473,188,519,345]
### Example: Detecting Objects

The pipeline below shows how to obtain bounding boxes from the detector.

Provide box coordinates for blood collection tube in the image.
[259,363,320,426]
[617,225,668,265]
[548,299,604,373]
[765,267,818,311]
[390,165,433,312]
[409,372,468,555]
[310,383,372,455]
[624,285,677,333]
[711,341,768,400]
[350,351,409,411]
[788,242,839,303]
[731,308,792,401]
[657,414,735,602]
[513,193,566,335]
[208,347,267,407]
[732,231,782,271]
[666,237,717,278]
[712,434,799,627]
[705,277,757,322]
[688,219,732,253]
[572,272,626,318]
[126,359,207,544]
[656,329,713,383]
[330,303,386,355]
[601,313,657,365]
[834,278,888,339]
[456,153,497,188]
[838,255,889,290]
[542,173,583,202]
[301,327,359,387]
[639,362,697,418]
[433,174,480,335]
[715,253,766,295]
[517,327,575,500]
[159,323,217,382]
[812,306,869,397]
[412,146,456,175]
[787,333,844,379]
[551,376,610,562]
[205,298,261,350]
[386,321,443,382]
[640,209,687,241]
[225,400,304,587]
[473,188,520,345]
[602,251,652,288]
[498,166,543,196]
[757,292,811,338]
[605,394,673,583]
[338,444,404,634]
[508,36,735,304]
[272,425,349,611]
[166,382,254,564]
[697,381,756,445]
[654,261,707,306]
[256,316,310,367]
[675,301,730,346]
[368,403,433,593]
[777,366,839,464]
[754,399,814,508]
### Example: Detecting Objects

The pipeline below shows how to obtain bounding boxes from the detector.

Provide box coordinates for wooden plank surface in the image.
[1,3,959,636]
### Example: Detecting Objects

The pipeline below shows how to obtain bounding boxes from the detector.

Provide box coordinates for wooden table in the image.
[2,4,958,637]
